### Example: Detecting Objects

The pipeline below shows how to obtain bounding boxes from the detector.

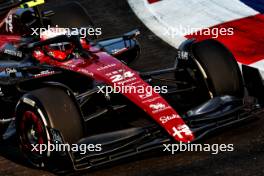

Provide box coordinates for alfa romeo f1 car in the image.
[0,30,263,171]
[0,1,264,173]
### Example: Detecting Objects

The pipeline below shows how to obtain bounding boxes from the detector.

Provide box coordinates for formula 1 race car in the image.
[0,29,263,172]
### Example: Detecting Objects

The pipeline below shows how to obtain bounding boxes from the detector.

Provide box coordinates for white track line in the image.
[128,0,186,48]
[128,0,257,48]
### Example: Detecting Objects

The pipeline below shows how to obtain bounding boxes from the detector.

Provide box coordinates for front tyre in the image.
[191,39,244,98]
[16,87,84,169]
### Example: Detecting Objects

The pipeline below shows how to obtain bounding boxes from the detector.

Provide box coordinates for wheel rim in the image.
[19,111,47,156]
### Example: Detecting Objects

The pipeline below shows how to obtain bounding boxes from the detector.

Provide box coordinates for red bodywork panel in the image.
[0,35,21,47]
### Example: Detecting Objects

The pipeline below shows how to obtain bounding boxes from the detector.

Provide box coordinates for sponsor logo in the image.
[23,97,36,107]
[160,114,180,124]
[34,70,55,78]
[149,103,170,113]
[4,49,22,58]
[149,103,166,110]
[177,51,189,60]
[172,125,192,139]
[5,68,17,74]
[97,64,116,71]
[106,69,123,76]
[80,69,94,77]
[127,81,141,86]
[116,77,137,85]
[142,96,161,103]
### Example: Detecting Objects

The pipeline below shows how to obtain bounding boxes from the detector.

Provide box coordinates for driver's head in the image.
[40,29,74,61]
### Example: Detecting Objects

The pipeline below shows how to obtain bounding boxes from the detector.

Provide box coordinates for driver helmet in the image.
[40,28,74,61]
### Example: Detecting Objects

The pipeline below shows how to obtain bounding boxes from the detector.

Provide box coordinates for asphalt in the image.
[1,0,264,176]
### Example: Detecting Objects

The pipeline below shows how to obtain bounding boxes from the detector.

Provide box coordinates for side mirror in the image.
[123,29,140,40]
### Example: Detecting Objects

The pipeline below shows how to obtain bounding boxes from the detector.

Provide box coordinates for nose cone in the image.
[171,125,195,143]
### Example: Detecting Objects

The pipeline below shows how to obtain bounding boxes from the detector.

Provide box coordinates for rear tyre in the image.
[16,87,84,168]
[191,39,244,97]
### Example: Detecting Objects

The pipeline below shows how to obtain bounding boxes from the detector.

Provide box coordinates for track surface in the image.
[1,0,264,175]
